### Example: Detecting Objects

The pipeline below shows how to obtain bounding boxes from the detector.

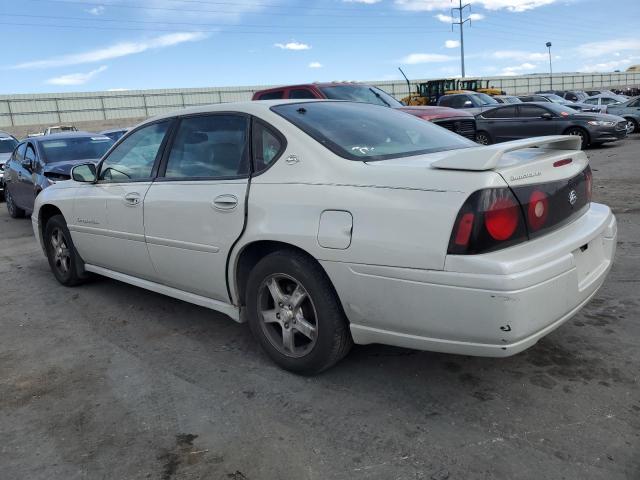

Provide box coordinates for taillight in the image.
[584,166,592,202]
[526,190,549,231]
[448,188,527,255]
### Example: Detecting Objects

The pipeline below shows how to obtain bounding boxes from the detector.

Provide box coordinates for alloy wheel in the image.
[50,227,71,275]
[476,133,490,145]
[257,273,318,358]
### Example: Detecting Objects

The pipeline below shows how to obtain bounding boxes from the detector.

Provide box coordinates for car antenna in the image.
[398,67,412,106]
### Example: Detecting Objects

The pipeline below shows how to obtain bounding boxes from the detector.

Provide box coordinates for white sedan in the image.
[32,100,617,374]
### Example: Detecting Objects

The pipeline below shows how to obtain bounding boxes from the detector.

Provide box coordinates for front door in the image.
[70,120,172,280]
[143,114,251,302]
[516,104,557,137]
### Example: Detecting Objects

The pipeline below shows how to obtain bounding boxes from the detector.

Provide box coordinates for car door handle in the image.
[123,192,141,206]
[213,194,238,211]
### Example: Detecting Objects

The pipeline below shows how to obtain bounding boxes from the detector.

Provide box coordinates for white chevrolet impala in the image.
[32,101,616,374]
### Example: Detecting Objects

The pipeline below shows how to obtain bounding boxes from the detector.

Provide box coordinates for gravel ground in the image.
[1,137,638,480]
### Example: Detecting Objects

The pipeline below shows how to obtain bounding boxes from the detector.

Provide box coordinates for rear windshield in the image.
[272,101,475,161]
[318,85,403,108]
[40,136,114,163]
[0,136,18,153]
[472,93,499,105]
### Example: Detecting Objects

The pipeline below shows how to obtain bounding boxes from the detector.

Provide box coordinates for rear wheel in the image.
[6,189,25,218]
[44,214,85,286]
[246,250,352,374]
[564,127,589,149]
[475,131,492,145]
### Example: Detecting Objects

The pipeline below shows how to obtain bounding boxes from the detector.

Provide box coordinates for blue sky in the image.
[1,0,638,94]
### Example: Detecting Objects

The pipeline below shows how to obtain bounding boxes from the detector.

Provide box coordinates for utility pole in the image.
[451,0,471,78]
[546,42,553,90]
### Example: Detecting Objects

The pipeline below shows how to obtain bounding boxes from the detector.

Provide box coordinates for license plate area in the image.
[573,236,605,290]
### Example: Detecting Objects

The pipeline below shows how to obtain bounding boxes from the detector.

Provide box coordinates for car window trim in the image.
[96,118,175,184]
[155,111,252,183]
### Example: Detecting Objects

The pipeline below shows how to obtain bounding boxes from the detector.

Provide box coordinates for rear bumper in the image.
[322,203,616,357]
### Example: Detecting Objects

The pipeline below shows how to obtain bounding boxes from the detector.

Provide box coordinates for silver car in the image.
[603,96,640,133]
[0,131,19,201]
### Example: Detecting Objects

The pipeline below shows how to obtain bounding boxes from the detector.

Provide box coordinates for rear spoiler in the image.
[432,135,582,171]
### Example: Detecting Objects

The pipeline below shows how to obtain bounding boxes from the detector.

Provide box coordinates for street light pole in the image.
[546,41,553,90]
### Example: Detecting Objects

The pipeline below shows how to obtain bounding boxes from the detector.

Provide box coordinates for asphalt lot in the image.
[1,137,639,480]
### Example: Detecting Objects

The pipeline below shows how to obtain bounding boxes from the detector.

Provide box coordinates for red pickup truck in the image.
[252,82,476,141]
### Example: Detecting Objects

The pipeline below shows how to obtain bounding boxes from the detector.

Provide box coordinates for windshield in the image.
[542,94,567,103]
[272,101,475,161]
[473,93,499,105]
[0,137,18,154]
[318,85,403,108]
[40,136,114,163]
[504,96,521,104]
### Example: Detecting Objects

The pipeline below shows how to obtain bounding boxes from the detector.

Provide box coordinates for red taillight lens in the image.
[584,167,593,202]
[484,197,520,241]
[448,188,527,255]
[527,190,549,231]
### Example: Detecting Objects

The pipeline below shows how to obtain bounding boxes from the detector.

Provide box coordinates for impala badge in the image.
[568,189,578,206]
[285,154,300,165]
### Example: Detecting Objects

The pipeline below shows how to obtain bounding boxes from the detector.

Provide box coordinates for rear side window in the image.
[258,91,285,100]
[272,101,474,161]
[519,105,549,117]
[252,120,285,173]
[164,115,249,179]
[289,89,317,99]
[482,106,517,118]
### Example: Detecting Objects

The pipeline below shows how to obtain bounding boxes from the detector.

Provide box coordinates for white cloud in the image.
[308,62,323,68]
[436,12,483,22]
[492,50,548,61]
[12,32,208,69]
[500,62,537,75]
[46,65,108,86]
[577,38,640,58]
[400,53,455,64]
[445,40,460,49]
[86,5,105,15]
[397,0,556,11]
[580,56,640,72]
[274,42,311,51]
[469,13,485,20]
[343,0,382,3]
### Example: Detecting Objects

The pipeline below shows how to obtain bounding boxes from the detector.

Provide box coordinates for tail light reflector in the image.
[584,167,593,202]
[527,190,549,231]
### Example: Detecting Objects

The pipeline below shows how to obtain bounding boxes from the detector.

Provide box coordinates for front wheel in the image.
[476,131,492,145]
[564,127,589,149]
[44,214,86,286]
[246,250,352,374]
[6,189,25,218]
[625,118,638,134]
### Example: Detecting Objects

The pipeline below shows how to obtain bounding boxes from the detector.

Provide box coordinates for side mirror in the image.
[72,163,97,183]
[541,113,553,120]
[463,100,473,107]
[21,159,32,171]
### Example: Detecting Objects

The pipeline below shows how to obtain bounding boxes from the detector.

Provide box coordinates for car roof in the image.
[100,127,130,134]
[26,131,110,143]
[0,130,16,139]
[255,82,369,92]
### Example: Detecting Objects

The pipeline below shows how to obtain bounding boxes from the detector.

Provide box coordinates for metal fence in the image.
[1,71,639,127]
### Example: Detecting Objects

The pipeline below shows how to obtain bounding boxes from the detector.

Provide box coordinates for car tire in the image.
[6,189,25,218]
[44,214,86,287]
[246,249,353,374]
[564,127,589,149]
[475,131,492,145]
[624,118,638,134]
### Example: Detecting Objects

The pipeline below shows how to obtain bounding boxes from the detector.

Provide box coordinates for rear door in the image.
[479,105,518,142]
[143,113,251,302]
[516,104,558,138]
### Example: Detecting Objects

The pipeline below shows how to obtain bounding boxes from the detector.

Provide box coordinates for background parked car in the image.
[252,82,477,140]
[43,125,77,135]
[605,96,640,133]
[493,95,522,104]
[474,102,628,148]
[0,131,19,201]
[519,93,601,112]
[585,89,628,98]
[4,132,113,218]
[436,92,500,114]
[100,127,130,142]
[537,90,589,102]
[582,94,628,113]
